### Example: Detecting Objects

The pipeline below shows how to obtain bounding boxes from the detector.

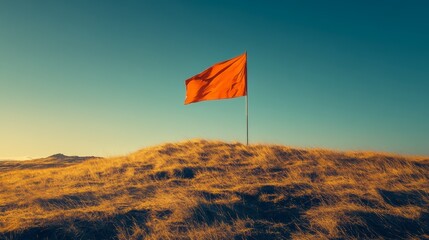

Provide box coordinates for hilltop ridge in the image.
[0,140,428,239]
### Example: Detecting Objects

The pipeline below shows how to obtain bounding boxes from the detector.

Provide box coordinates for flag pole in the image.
[245,51,248,146]
[246,95,248,146]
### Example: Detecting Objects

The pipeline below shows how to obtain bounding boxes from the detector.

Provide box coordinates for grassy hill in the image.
[0,140,428,239]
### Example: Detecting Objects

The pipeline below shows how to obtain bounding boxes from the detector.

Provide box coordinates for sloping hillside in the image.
[0,154,99,172]
[0,140,428,239]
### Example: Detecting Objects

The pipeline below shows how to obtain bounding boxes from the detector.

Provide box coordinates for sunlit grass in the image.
[0,139,428,239]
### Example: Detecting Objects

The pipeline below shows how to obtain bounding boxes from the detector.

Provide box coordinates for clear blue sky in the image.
[1,0,428,159]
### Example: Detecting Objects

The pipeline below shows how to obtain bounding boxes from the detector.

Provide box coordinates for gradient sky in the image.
[1,0,428,159]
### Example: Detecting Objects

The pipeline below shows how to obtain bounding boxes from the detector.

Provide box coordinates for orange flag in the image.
[185,52,247,104]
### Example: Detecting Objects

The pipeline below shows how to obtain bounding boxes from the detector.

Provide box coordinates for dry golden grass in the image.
[0,139,428,239]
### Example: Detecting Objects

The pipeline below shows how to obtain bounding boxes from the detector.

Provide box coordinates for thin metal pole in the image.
[245,51,248,146]
[246,95,248,146]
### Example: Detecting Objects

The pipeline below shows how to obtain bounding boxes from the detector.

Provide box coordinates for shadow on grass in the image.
[338,211,429,239]
[35,192,99,211]
[191,184,319,239]
[379,189,427,207]
[2,210,149,240]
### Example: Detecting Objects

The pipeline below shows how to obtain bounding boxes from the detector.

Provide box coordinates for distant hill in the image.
[0,154,99,172]
[0,140,428,239]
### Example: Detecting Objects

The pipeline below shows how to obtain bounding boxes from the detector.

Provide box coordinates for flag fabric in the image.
[184,52,247,104]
